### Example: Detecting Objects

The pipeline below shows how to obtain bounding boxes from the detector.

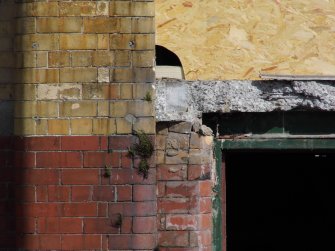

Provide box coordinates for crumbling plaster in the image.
[155,78,335,122]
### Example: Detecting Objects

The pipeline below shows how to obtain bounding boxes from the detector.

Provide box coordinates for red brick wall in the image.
[0,136,156,250]
[156,122,214,250]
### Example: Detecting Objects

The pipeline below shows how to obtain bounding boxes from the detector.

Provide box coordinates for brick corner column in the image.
[156,121,215,251]
[13,1,156,250]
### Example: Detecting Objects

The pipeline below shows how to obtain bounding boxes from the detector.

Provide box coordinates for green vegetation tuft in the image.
[144,91,152,102]
[128,130,154,178]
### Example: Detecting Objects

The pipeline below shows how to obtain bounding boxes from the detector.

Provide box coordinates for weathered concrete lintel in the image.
[155,78,335,122]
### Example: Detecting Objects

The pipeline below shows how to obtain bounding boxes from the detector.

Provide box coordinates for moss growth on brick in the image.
[129,130,154,178]
[144,91,152,102]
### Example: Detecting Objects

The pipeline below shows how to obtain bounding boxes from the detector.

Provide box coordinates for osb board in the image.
[156,0,335,80]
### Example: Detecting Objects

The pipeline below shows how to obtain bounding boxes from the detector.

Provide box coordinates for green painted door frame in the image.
[211,112,335,251]
[213,141,223,251]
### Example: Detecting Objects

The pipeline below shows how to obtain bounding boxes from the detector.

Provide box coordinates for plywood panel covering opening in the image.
[156,0,335,80]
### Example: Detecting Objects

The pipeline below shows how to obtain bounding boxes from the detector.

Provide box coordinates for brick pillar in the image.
[11,1,156,250]
[156,122,215,250]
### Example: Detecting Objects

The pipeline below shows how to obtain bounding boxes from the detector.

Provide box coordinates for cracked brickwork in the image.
[156,122,215,251]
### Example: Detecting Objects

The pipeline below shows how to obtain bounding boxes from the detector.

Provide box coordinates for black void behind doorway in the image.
[226,152,335,251]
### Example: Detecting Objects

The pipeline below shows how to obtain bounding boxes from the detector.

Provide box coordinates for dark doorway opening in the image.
[155,45,183,67]
[226,151,335,251]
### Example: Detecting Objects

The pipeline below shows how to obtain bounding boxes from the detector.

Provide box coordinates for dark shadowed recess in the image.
[155,45,183,67]
[226,151,335,251]
[0,3,23,249]
[204,111,335,136]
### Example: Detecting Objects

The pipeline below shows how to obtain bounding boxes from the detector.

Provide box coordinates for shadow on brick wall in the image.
[0,2,24,249]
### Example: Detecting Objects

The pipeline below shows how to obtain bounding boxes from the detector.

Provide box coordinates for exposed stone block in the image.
[188,149,212,165]
[165,150,188,165]
[166,132,189,150]
[156,135,166,150]
[156,150,165,164]
[156,123,169,135]
[190,133,201,149]
[190,133,213,149]
[157,164,187,181]
[188,164,211,181]
[169,122,192,134]
[199,125,213,136]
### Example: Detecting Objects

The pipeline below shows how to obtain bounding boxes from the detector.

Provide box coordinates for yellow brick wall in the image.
[13,0,155,136]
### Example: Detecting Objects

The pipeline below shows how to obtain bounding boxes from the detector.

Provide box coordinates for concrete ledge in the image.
[155,78,335,122]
